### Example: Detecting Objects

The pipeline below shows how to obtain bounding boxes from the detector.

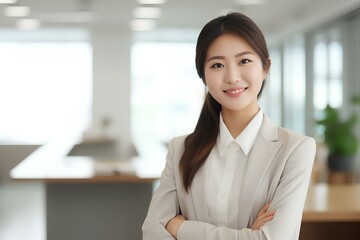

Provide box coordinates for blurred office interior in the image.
[1,0,360,239]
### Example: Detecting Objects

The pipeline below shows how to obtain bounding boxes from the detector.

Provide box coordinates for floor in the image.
[0,182,45,240]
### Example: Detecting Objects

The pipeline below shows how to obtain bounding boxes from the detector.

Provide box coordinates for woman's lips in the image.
[223,87,247,97]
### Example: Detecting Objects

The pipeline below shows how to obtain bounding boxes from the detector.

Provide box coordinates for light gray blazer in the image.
[142,114,316,240]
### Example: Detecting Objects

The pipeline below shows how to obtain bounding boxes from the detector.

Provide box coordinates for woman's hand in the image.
[165,215,186,239]
[252,203,276,230]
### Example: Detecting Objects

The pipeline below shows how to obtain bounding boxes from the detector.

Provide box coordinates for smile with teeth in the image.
[224,88,247,94]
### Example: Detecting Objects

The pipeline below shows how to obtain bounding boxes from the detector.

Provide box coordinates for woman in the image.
[142,12,316,240]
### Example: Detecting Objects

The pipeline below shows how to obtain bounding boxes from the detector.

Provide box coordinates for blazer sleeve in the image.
[176,137,316,240]
[142,138,180,240]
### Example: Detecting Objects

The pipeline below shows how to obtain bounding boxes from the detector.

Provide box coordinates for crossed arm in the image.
[166,203,276,239]
[142,137,316,240]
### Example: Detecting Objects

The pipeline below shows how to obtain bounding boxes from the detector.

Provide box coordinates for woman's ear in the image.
[262,57,271,79]
[267,57,272,70]
[264,57,271,73]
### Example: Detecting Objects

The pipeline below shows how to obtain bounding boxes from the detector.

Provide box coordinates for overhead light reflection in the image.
[4,5,30,17]
[16,19,41,30]
[133,7,162,18]
[129,19,156,31]
[137,0,167,4]
[235,0,265,5]
[0,0,17,4]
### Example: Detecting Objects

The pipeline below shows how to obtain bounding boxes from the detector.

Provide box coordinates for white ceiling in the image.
[1,0,360,42]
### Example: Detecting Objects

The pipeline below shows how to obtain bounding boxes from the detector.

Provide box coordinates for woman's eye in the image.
[211,63,224,69]
[240,59,251,64]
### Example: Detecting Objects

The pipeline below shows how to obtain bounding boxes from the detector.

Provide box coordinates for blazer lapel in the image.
[238,115,283,227]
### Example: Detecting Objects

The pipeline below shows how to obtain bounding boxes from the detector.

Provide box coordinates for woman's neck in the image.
[222,106,260,138]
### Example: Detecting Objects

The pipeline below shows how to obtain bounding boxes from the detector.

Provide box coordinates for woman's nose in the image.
[225,64,241,84]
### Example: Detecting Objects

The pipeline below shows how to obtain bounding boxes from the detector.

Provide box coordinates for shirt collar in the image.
[217,109,263,158]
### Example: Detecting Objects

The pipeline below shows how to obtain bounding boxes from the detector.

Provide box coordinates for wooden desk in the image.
[11,155,163,183]
[303,183,360,222]
[301,183,360,239]
[10,132,163,183]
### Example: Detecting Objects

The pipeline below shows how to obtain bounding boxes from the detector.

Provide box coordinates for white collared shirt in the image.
[206,109,263,227]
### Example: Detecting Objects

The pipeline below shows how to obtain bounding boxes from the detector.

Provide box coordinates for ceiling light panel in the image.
[137,0,167,4]
[4,6,30,17]
[235,0,265,5]
[0,0,17,4]
[16,19,41,30]
[129,19,156,31]
[133,7,162,18]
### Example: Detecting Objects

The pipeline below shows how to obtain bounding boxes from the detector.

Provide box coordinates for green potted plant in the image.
[316,96,360,172]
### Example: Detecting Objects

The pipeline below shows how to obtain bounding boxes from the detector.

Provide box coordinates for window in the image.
[282,35,306,134]
[312,27,343,137]
[131,42,203,147]
[313,29,343,112]
[0,39,92,144]
[261,47,282,126]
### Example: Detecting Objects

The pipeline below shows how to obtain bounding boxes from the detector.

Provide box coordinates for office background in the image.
[1,0,360,239]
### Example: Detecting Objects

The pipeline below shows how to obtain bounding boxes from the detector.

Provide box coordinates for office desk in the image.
[11,139,165,240]
[11,155,162,183]
[303,183,360,221]
[301,183,360,239]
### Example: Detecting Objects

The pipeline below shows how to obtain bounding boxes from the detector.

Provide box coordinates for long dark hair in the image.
[179,12,271,192]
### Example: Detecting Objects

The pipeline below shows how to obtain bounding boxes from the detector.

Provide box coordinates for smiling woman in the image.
[142,12,316,240]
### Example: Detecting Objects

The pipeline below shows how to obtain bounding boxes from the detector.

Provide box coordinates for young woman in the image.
[142,12,316,240]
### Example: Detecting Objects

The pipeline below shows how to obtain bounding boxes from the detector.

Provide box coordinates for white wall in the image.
[91,28,133,157]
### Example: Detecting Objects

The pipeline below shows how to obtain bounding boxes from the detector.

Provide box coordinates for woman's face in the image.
[204,33,267,115]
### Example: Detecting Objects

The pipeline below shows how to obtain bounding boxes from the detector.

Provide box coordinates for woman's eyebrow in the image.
[235,51,253,58]
[207,51,254,62]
